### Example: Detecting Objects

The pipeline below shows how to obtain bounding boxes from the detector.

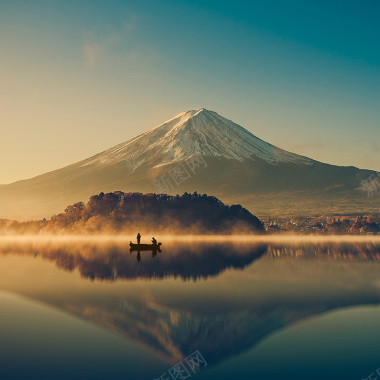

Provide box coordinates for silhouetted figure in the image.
[137,233,141,244]
[151,237,157,246]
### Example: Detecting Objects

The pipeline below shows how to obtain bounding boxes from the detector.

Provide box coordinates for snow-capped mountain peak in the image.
[81,108,311,171]
[0,108,374,220]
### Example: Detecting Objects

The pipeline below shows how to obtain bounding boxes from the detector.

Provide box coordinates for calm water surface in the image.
[0,237,379,380]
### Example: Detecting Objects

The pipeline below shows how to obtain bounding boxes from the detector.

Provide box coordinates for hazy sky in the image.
[0,0,379,184]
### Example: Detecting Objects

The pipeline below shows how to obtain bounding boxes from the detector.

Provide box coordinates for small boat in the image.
[129,242,162,252]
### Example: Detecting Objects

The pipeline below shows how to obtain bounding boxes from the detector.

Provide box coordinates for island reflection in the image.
[0,239,268,281]
[1,239,379,282]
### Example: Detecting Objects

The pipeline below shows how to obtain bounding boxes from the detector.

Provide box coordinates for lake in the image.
[0,236,380,380]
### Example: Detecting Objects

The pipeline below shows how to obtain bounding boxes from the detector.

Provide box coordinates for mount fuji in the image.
[0,108,377,219]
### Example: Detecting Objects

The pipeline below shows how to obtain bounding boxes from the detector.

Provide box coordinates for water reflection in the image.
[0,239,380,376]
[0,240,267,281]
[1,239,379,282]
[268,242,380,261]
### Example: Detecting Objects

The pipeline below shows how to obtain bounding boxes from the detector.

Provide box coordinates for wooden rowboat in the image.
[129,242,162,251]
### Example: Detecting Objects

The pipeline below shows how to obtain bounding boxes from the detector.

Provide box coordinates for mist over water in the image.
[1,233,380,244]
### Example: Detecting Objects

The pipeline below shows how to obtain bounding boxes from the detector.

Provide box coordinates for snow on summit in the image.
[81,108,311,171]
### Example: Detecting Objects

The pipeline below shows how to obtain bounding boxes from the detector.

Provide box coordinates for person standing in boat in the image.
[151,237,157,246]
[137,233,141,244]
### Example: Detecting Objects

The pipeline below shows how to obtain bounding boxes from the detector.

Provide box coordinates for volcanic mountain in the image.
[0,108,376,219]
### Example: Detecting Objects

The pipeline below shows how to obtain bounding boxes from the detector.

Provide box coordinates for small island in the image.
[36,191,265,235]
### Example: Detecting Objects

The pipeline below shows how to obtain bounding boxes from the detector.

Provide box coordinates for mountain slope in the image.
[0,108,377,219]
[80,108,311,170]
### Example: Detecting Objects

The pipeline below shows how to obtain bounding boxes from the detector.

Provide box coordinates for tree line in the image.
[40,191,265,235]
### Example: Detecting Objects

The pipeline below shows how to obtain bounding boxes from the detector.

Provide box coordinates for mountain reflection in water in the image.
[0,238,380,377]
